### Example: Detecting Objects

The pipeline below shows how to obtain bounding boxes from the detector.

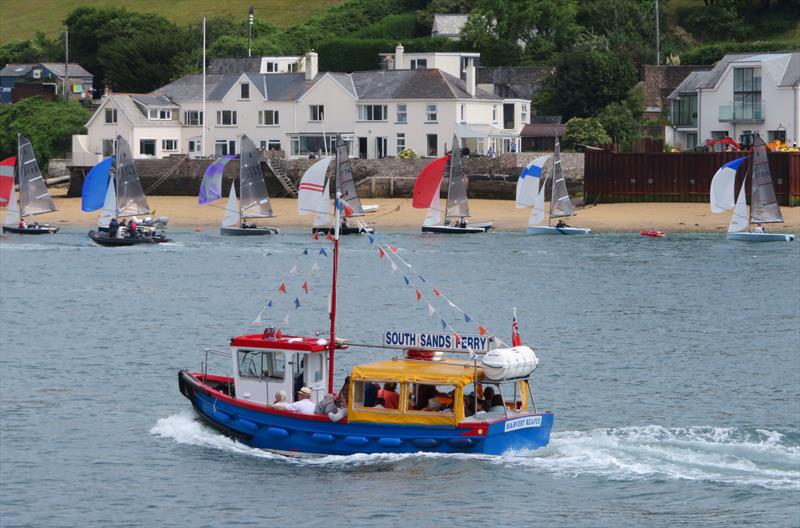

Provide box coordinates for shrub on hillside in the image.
[563,117,611,149]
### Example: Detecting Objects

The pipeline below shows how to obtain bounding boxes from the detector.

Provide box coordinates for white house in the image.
[666,52,800,149]
[71,50,528,164]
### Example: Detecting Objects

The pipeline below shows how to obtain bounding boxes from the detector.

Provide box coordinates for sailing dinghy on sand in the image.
[2,135,59,234]
[710,134,794,242]
[199,134,278,236]
[413,134,493,234]
[82,136,170,246]
[522,138,590,235]
[298,134,373,235]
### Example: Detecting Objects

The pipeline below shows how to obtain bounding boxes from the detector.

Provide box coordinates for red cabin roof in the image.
[230,329,347,352]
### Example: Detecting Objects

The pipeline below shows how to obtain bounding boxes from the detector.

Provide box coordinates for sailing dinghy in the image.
[523,138,590,235]
[298,134,373,235]
[710,134,794,242]
[83,136,170,246]
[199,134,278,236]
[413,134,493,234]
[2,134,59,234]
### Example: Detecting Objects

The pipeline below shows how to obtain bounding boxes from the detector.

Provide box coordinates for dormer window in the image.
[240,83,250,99]
[148,108,172,120]
[411,59,427,70]
[105,108,117,124]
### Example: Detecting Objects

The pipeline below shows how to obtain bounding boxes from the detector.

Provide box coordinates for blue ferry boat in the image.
[178,196,553,456]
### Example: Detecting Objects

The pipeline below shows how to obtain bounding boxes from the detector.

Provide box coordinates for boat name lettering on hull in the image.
[384,331,490,352]
[504,415,542,432]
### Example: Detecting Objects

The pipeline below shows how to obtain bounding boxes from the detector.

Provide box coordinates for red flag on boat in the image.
[388,244,398,254]
[412,155,450,209]
[378,247,385,258]
[511,311,522,347]
[0,156,15,207]
[433,288,441,297]
[278,283,287,294]
[415,289,422,301]
[479,326,487,336]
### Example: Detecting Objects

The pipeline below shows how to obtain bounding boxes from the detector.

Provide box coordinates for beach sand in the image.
[20,188,800,233]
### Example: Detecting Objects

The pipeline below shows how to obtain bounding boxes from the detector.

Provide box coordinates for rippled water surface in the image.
[1,228,799,527]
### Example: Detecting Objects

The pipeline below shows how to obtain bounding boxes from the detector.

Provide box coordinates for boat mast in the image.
[16,133,22,217]
[114,136,120,217]
[328,193,342,393]
[548,137,557,227]
[239,142,244,224]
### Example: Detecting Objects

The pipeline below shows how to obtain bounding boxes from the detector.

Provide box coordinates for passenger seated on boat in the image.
[464,394,476,417]
[271,390,289,410]
[555,219,570,228]
[458,218,467,228]
[482,386,495,403]
[373,398,385,409]
[129,218,139,237]
[755,225,764,233]
[363,382,380,407]
[109,218,119,238]
[329,381,349,422]
[378,383,399,409]
[33,221,40,229]
[315,393,338,415]
[18,219,26,229]
[488,394,505,413]
[285,387,315,414]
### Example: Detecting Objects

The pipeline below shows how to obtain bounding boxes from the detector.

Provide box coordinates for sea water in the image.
[1,229,798,527]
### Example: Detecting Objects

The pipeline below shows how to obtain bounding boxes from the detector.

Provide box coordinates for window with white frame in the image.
[396,133,405,154]
[188,140,201,153]
[217,110,237,126]
[309,105,324,121]
[411,58,427,69]
[426,104,437,122]
[105,108,117,124]
[240,83,250,99]
[266,62,278,72]
[460,104,466,123]
[268,140,281,151]
[396,104,407,123]
[521,104,528,124]
[357,104,388,121]
[258,110,279,126]
[140,139,156,156]
[162,139,178,152]
[183,110,203,126]
[215,140,236,156]
[148,108,172,120]
[492,105,497,123]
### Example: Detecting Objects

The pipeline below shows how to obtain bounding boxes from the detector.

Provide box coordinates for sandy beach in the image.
[18,188,800,233]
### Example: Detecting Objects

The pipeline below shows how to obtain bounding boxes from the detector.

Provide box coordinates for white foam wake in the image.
[151,415,800,489]
[503,425,800,490]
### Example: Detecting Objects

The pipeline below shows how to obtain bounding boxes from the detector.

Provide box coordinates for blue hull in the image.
[179,371,552,456]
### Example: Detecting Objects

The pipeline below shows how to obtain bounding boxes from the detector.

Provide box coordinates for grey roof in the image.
[1,62,92,78]
[698,52,800,89]
[94,95,180,127]
[155,73,275,102]
[667,70,711,99]
[208,57,262,74]
[521,123,565,138]
[432,14,469,36]
[351,69,499,100]
[130,94,178,108]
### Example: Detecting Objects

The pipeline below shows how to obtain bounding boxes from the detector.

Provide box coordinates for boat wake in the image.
[151,415,799,489]
[504,425,800,491]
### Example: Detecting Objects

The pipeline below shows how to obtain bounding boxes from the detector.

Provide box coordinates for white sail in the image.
[728,179,748,233]
[516,155,550,209]
[298,156,333,216]
[99,177,116,228]
[528,181,546,227]
[313,179,332,227]
[423,192,443,227]
[710,157,746,213]
[222,182,239,228]
[3,187,20,226]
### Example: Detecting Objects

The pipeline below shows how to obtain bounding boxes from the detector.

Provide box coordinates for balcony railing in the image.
[719,103,764,123]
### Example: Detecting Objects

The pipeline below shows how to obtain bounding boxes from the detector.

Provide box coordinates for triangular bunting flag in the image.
[441,319,447,330]
[290,265,298,275]
[433,288,441,297]
[312,232,319,241]
[368,234,375,245]
[303,248,309,256]
[378,247,385,258]
[419,275,427,283]
[464,314,472,323]
[326,232,334,241]
[319,248,328,257]
[294,297,300,309]
[479,326,487,336]
[447,299,456,308]
[427,303,435,317]
[282,312,290,325]
[302,281,309,294]
[390,260,398,273]
[267,300,273,308]
[278,283,287,294]
[253,309,264,324]
[455,334,461,344]
[389,245,398,254]
[415,289,422,301]
[403,275,410,286]
[312,261,320,271]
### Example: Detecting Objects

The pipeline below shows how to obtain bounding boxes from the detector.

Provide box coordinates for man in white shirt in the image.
[285,387,316,414]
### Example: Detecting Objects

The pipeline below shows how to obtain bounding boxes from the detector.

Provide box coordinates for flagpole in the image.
[202,17,206,158]
[328,192,342,393]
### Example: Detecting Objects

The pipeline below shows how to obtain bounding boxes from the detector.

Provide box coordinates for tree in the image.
[553,48,638,120]
[563,117,611,149]
[462,0,579,65]
[576,0,663,65]
[596,102,638,147]
[0,98,90,168]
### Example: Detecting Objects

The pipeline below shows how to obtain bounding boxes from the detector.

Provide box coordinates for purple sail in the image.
[199,155,236,205]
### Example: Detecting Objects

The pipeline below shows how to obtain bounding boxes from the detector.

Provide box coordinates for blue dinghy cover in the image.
[81,156,113,212]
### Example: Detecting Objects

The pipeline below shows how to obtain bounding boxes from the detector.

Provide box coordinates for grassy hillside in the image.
[0,0,342,43]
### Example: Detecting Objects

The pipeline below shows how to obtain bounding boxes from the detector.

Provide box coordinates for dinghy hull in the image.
[2,225,59,234]
[527,226,591,235]
[221,226,279,236]
[89,230,170,246]
[179,370,553,456]
[312,225,374,236]
[727,231,794,242]
[422,225,487,234]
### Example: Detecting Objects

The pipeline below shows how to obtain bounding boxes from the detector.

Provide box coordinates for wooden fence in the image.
[584,150,800,206]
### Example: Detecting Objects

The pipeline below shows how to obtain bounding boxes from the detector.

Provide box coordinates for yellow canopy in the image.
[350,358,483,386]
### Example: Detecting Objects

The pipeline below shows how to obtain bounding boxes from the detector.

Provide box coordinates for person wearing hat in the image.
[285,386,315,414]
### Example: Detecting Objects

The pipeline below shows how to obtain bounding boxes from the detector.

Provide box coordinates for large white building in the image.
[666,52,800,149]
[71,49,529,165]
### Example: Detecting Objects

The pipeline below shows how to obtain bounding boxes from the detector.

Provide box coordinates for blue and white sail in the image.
[728,179,748,233]
[710,156,747,213]
[199,155,236,205]
[516,155,550,209]
[82,156,113,212]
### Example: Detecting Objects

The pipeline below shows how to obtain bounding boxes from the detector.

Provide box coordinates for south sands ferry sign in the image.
[383,331,493,352]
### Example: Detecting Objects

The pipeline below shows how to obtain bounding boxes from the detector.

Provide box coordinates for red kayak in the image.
[640,230,665,238]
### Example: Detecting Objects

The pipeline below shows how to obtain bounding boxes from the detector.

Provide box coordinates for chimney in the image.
[305,50,318,81]
[395,43,404,70]
[466,57,476,97]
